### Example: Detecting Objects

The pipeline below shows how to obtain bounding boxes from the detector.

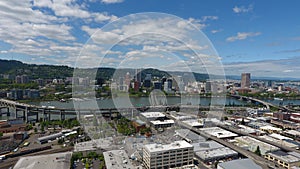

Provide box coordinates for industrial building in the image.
[199,127,238,139]
[284,130,300,140]
[175,129,206,143]
[217,158,262,169]
[259,135,298,149]
[181,119,204,128]
[234,136,280,155]
[140,112,166,122]
[271,118,299,130]
[150,120,174,129]
[192,141,238,162]
[37,132,63,144]
[143,140,194,169]
[259,125,282,134]
[13,152,72,169]
[103,150,134,169]
[37,131,77,144]
[265,151,300,169]
[0,119,26,133]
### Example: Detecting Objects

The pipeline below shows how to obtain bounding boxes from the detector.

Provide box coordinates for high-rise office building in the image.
[241,73,251,88]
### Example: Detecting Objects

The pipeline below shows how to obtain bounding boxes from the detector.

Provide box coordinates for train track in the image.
[0,147,73,169]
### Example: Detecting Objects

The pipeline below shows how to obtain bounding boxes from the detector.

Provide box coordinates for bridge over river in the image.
[0,99,216,122]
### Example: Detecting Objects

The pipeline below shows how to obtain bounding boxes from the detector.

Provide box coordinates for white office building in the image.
[143,140,194,169]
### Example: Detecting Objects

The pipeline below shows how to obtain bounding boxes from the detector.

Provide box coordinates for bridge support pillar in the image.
[60,110,65,121]
[14,107,18,119]
[23,107,28,123]
[48,112,51,121]
[35,110,39,122]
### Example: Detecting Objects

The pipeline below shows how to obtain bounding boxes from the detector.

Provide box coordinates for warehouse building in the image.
[217,158,262,169]
[193,140,238,162]
[265,151,300,169]
[199,127,238,139]
[234,136,280,155]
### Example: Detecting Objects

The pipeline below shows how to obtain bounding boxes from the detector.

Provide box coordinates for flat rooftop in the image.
[195,147,238,161]
[235,136,280,152]
[192,140,224,152]
[13,152,72,169]
[144,140,193,153]
[269,133,293,140]
[259,135,298,148]
[285,130,300,137]
[268,151,300,163]
[260,125,282,131]
[199,127,238,139]
[175,129,206,143]
[181,119,204,127]
[238,125,258,134]
[218,158,262,169]
[141,112,165,118]
[150,120,174,125]
[74,137,113,152]
[103,150,134,169]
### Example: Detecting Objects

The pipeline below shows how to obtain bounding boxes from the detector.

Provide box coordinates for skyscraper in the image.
[241,73,251,88]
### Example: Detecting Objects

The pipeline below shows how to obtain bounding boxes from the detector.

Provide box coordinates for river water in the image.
[29,96,300,109]
[1,96,299,121]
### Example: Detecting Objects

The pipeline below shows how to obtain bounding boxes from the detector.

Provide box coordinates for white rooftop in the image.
[259,135,298,148]
[13,152,72,169]
[285,130,300,136]
[150,120,174,125]
[141,112,165,118]
[260,125,282,131]
[182,119,204,127]
[269,133,293,140]
[199,127,238,138]
[144,140,193,153]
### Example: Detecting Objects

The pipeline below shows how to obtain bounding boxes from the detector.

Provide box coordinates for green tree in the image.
[241,118,246,125]
[0,132,3,137]
[25,124,33,131]
[255,146,261,156]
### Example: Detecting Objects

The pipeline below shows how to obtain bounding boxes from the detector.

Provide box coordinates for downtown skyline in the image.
[0,1,300,78]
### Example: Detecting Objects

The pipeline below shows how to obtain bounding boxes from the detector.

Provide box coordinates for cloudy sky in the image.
[1,0,300,78]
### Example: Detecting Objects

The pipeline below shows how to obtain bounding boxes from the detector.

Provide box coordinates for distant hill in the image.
[0,59,210,81]
[0,59,73,79]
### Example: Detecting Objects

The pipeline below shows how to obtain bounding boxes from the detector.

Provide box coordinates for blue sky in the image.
[1,0,300,78]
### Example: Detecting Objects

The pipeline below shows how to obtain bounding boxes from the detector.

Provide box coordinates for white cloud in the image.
[226,32,261,42]
[33,0,117,22]
[233,4,253,13]
[224,57,300,78]
[211,29,222,34]
[101,0,124,4]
